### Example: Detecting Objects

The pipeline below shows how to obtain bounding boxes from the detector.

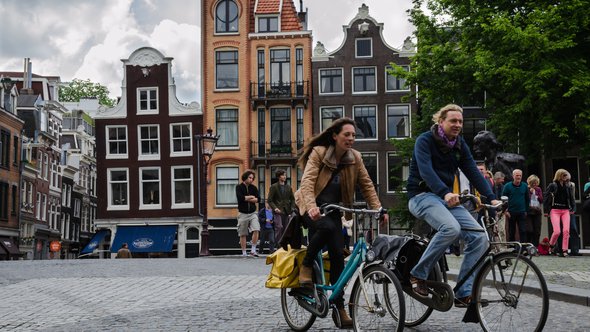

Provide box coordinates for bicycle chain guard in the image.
[292,287,330,318]
[404,280,454,312]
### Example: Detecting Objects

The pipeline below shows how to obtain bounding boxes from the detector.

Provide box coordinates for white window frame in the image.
[137,87,159,114]
[355,38,373,58]
[41,194,47,221]
[43,154,49,180]
[387,152,409,193]
[171,166,193,209]
[216,108,239,148]
[74,199,81,218]
[385,65,410,92]
[140,167,162,210]
[215,165,239,206]
[319,106,344,132]
[137,124,160,160]
[352,66,377,94]
[256,15,280,33]
[170,123,193,157]
[386,104,411,139]
[318,68,344,95]
[105,125,128,159]
[107,168,130,211]
[353,104,378,141]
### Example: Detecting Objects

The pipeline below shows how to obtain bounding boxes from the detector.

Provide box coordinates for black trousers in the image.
[508,212,527,242]
[303,213,345,307]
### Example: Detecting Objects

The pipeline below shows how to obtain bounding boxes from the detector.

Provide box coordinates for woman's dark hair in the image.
[241,169,256,181]
[297,117,356,170]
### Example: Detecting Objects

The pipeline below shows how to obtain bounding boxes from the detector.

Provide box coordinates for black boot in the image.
[332,306,352,328]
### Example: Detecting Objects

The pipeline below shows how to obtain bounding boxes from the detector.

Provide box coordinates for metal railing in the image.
[250,140,304,159]
[250,81,309,100]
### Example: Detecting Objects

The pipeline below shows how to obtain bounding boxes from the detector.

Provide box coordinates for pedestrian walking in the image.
[116,243,132,259]
[267,169,295,244]
[236,170,260,257]
[502,169,530,242]
[526,174,543,246]
[544,169,575,257]
[258,203,275,254]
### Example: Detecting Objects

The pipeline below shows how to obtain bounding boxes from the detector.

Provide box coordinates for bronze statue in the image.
[472,131,525,182]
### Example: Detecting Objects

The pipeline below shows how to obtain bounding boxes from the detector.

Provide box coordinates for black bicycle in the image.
[381,193,549,331]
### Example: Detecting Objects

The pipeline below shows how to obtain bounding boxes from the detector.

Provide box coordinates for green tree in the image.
[59,78,116,107]
[397,0,590,160]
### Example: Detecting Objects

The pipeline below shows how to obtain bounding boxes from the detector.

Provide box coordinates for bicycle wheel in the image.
[350,265,405,332]
[473,252,549,332]
[280,288,316,331]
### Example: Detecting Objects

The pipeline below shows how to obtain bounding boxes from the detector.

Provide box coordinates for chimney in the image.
[20,58,34,94]
[298,0,307,30]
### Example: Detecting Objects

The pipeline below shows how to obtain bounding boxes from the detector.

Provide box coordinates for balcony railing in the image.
[250,81,310,110]
[251,140,305,159]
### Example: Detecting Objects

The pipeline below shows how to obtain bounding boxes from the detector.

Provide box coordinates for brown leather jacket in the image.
[295,145,381,218]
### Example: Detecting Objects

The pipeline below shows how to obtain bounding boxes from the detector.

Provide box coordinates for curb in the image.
[447,270,590,307]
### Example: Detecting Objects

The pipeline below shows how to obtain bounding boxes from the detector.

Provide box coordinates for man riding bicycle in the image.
[406,104,501,307]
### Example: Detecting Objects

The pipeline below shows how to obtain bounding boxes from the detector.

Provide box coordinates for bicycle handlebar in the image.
[459,193,507,210]
[319,204,385,218]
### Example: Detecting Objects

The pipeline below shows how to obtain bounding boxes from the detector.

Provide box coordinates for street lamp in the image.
[195,127,219,256]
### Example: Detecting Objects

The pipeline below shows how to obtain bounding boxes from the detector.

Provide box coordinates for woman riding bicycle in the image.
[405,104,501,307]
[294,117,388,328]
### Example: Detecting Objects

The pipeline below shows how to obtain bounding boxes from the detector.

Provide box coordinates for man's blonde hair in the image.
[432,104,463,123]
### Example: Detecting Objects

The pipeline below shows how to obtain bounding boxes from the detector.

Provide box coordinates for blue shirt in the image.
[502,181,530,213]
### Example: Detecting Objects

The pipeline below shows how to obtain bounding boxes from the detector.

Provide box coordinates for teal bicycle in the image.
[280,204,405,331]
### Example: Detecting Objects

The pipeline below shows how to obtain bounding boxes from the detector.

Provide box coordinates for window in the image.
[170,123,192,156]
[137,88,158,113]
[257,108,265,157]
[36,192,41,219]
[0,129,10,168]
[462,119,487,148]
[216,166,238,205]
[352,67,376,93]
[270,108,291,154]
[319,68,343,94]
[270,49,290,87]
[296,107,304,150]
[216,50,239,89]
[108,168,129,210]
[353,105,377,139]
[106,126,128,158]
[296,48,304,96]
[12,136,18,166]
[41,194,47,221]
[387,105,410,138]
[386,65,409,91]
[138,125,160,159]
[388,153,409,192]
[215,0,238,33]
[320,106,343,132]
[258,16,278,32]
[172,166,193,208]
[11,185,17,215]
[43,154,48,179]
[0,182,7,219]
[74,199,81,218]
[257,50,265,97]
[356,38,372,58]
[140,167,161,209]
[356,153,377,201]
[216,109,238,147]
[257,166,265,202]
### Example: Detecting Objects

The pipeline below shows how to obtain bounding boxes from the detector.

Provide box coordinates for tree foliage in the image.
[399,0,590,160]
[59,78,116,107]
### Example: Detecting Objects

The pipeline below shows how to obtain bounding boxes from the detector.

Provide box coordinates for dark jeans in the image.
[259,227,275,254]
[303,213,344,307]
[508,211,527,243]
[526,212,542,246]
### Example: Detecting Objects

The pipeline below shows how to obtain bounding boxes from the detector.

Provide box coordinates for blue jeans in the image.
[409,193,489,298]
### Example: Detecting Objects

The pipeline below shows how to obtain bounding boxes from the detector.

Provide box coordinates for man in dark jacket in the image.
[267,169,295,243]
[406,104,500,308]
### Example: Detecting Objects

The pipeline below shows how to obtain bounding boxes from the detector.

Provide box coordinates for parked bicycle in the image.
[379,193,549,331]
[280,204,405,331]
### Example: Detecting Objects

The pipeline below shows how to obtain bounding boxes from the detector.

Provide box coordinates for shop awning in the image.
[80,230,110,254]
[110,225,177,253]
[0,237,21,256]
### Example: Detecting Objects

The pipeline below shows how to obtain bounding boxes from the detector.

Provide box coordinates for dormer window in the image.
[258,16,278,32]
[356,38,372,58]
[216,0,239,33]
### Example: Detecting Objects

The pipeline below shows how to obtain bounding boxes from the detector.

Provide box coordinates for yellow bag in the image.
[265,247,307,288]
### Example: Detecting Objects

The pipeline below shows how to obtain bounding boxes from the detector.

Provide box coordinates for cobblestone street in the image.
[0,256,589,331]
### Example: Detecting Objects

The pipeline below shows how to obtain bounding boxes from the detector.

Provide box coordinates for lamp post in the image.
[195,127,219,256]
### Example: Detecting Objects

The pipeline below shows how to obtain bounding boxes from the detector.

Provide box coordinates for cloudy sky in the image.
[0,0,414,104]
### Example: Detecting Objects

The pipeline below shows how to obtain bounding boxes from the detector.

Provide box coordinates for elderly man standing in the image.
[502,169,530,242]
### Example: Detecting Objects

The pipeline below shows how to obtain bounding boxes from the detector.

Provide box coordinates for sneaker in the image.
[454,295,472,308]
[410,276,429,297]
[249,251,259,257]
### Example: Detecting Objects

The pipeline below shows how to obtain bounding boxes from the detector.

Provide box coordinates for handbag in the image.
[529,190,541,214]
